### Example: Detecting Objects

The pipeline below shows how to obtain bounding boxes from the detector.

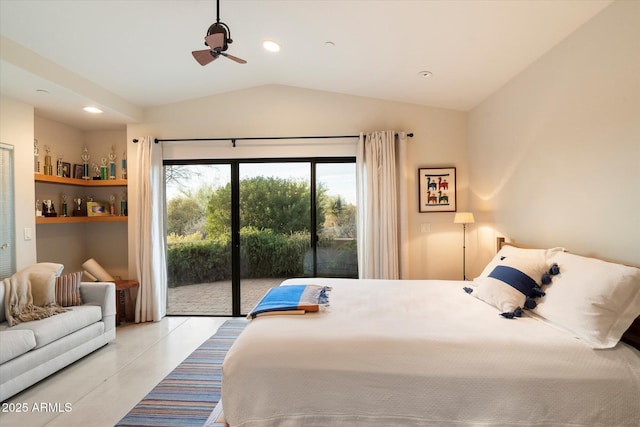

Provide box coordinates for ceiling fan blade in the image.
[192,49,218,66]
[221,52,247,64]
[204,33,225,50]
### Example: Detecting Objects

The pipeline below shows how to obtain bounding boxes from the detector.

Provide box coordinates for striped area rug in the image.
[116,318,248,427]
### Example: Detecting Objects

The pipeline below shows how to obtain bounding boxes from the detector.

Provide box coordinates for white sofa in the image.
[0,282,116,401]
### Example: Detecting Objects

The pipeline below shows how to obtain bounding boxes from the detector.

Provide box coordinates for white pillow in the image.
[476,245,563,279]
[533,251,640,349]
[468,257,552,318]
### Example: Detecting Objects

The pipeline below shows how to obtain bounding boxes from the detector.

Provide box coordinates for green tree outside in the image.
[167,196,203,236]
[166,173,357,285]
[206,176,327,236]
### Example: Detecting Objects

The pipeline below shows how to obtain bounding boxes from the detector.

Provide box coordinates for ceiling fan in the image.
[192,0,247,66]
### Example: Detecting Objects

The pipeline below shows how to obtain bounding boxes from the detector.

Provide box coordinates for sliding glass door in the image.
[164,158,356,316]
[238,162,312,313]
[165,163,233,315]
[315,162,357,278]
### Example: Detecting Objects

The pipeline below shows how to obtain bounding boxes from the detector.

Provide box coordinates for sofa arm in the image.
[79,282,116,332]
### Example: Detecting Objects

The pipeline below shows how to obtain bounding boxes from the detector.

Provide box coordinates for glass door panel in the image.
[316,162,358,278]
[238,162,311,314]
[165,163,232,315]
[0,143,15,279]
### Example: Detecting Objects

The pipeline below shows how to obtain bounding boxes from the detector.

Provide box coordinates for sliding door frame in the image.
[164,156,355,317]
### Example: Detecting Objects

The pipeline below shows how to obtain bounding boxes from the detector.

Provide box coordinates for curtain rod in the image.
[132,133,413,147]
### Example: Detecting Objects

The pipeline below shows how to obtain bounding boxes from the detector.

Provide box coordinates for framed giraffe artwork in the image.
[418,167,456,212]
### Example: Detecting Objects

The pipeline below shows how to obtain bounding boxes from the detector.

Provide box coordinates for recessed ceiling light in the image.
[263,40,281,52]
[325,41,335,47]
[83,106,103,114]
[36,89,49,94]
[418,71,433,78]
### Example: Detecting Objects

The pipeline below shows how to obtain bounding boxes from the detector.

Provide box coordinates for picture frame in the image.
[87,201,109,217]
[73,164,84,179]
[418,167,456,212]
[61,162,71,178]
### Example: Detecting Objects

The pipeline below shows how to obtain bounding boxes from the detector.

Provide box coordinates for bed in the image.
[221,241,640,427]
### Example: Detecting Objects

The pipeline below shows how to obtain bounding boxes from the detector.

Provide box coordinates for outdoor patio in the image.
[166,278,287,315]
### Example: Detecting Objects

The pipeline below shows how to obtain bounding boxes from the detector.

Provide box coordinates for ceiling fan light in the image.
[263,40,281,52]
[83,106,103,114]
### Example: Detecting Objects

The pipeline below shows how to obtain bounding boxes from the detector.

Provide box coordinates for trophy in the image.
[120,191,128,216]
[57,153,64,177]
[42,200,57,217]
[34,139,40,173]
[109,194,116,215]
[92,163,100,180]
[81,146,90,180]
[109,147,117,180]
[44,145,53,176]
[73,197,85,216]
[121,150,127,179]
[61,194,68,217]
[35,200,42,217]
[100,157,108,180]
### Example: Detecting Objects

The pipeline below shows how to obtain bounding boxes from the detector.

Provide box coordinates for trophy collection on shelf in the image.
[36,193,129,218]
[35,143,129,220]
[35,144,128,181]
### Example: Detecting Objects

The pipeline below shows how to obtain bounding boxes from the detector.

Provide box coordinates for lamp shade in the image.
[454,212,475,224]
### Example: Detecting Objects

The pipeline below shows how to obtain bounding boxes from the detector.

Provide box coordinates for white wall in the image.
[468,0,640,267]
[128,85,468,279]
[0,96,37,270]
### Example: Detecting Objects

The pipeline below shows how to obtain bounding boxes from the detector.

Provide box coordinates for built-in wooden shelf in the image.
[35,174,128,224]
[36,215,128,224]
[35,174,127,187]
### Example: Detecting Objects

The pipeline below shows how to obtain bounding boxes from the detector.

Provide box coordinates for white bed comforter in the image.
[222,278,640,427]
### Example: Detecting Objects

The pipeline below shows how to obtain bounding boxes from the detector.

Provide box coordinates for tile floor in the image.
[0,316,229,427]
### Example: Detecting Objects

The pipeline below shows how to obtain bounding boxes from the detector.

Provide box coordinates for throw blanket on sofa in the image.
[3,263,66,326]
[247,285,331,319]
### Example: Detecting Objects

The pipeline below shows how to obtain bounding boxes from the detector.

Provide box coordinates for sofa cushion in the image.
[55,272,83,307]
[0,330,36,363]
[6,305,102,349]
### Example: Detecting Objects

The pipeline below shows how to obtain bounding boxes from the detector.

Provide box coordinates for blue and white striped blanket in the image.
[247,285,331,319]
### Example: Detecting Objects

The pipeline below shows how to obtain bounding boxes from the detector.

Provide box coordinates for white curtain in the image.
[134,136,167,322]
[356,131,409,279]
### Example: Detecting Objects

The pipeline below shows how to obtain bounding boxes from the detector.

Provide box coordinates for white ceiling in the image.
[0,0,612,130]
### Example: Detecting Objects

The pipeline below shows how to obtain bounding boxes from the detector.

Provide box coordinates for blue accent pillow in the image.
[465,257,558,318]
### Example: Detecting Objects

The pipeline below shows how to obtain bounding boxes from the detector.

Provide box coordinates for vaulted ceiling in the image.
[0,0,612,130]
